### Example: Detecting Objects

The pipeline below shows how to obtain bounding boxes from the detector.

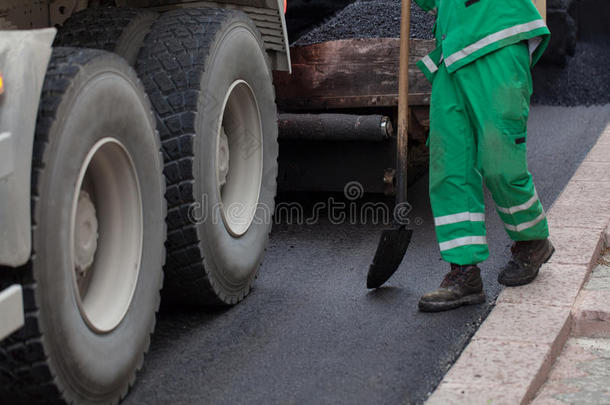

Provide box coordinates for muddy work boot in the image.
[418,264,486,312]
[498,239,555,287]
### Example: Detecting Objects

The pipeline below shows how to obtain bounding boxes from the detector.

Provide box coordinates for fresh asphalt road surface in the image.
[125,106,610,405]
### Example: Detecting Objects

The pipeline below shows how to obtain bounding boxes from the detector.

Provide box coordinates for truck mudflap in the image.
[0,285,24,340]
[0,28,56,267]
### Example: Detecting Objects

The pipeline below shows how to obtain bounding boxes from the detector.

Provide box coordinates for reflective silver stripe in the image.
[528,37,542,64]
[528,37,542,56]
[497,192,539,215]
[445,19,547,67]
[421,55,438,73]
[434,212,485,227]
[439,236,487,252]
[504,212,546,233]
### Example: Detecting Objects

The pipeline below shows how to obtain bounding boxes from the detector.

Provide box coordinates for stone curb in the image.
[425,122,610,405]
[572,290,610,338]
[571,250,610,338]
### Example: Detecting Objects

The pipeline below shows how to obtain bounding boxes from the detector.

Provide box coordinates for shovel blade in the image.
[367,227,413,289]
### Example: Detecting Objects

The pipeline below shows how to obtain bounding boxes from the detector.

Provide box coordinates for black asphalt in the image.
[294,0,435,45]
[532,39,610,106]
[125,105,609,405]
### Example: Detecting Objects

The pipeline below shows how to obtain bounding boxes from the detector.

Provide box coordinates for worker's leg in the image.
[456,42,549,242]
[455,41,553,287]
[428,63,488,266]
[419,64,487,312]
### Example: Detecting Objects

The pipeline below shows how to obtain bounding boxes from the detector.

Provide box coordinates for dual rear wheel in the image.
[0,6,278,403]
[58,6,279,306]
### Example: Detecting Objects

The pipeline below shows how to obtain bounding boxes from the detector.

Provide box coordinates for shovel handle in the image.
[396,0,411,205]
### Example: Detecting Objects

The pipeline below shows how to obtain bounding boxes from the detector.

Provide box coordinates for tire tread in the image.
[54,7,157,65]
[0,47,165,404]
[137,8,274,306]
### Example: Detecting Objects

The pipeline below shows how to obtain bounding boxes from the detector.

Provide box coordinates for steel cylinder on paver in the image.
[278,113,393,141]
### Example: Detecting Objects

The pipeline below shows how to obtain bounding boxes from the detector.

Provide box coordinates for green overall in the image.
[414,0,551,265]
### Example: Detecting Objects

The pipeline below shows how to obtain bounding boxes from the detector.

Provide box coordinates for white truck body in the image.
[0,29,55,339]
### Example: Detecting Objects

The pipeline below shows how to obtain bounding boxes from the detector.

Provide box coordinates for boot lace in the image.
[440,266,466,288]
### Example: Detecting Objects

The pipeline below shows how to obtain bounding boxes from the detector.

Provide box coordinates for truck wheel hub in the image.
[71,138,143,333]
[74,190,98,276]
[217,127,230,187]
[216,80,263,237]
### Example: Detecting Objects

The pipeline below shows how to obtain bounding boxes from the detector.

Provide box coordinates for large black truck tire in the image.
[137,8,279,306]
[0,48,165,404]
[54,7,158,65]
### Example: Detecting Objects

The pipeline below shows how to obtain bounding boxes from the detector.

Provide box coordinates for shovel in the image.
[367,0,414,289]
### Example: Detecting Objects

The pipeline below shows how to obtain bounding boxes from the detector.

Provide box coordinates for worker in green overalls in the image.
[414,0,555,312]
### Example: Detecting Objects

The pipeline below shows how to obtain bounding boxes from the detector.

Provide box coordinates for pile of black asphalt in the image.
[532,38,610,106]
[294,0,435,45]
[285,0,356,43]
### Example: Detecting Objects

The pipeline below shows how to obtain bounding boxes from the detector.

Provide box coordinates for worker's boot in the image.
[498,239,555,287]
[418,264,486,312]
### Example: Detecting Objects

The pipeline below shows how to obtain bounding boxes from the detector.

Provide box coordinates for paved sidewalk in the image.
[531,248,610,404]
[425,119,610,405]
[532,337,610,405]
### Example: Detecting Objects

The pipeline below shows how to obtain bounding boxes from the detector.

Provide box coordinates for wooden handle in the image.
[396,0,411,205]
